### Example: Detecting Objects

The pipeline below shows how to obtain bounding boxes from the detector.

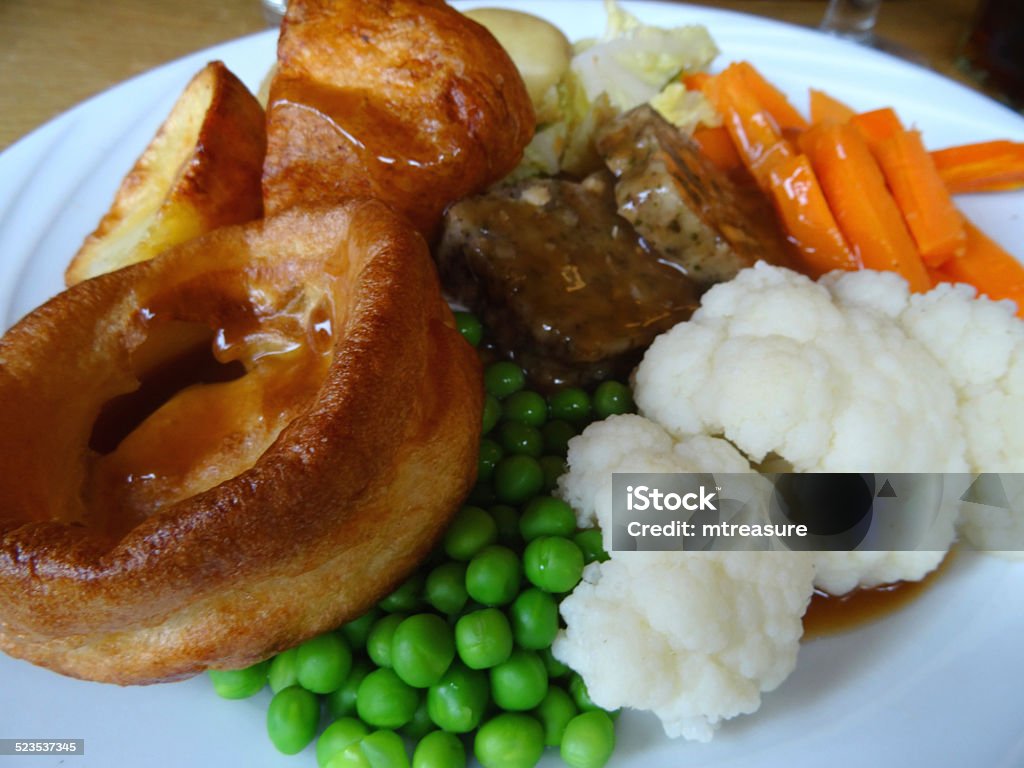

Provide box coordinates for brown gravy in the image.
[803,551,955,639]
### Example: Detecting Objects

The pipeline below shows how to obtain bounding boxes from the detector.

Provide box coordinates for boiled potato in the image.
[464,8,572,123]
[66,61,266,286]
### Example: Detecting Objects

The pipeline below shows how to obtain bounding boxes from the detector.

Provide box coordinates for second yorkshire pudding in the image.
[0,201,481,684]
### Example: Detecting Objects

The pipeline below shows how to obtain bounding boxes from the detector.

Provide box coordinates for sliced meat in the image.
[595,105,794,286]
[436,172,700,388]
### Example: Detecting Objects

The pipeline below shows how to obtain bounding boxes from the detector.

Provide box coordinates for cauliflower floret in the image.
[553,551,814,742]
[634,263,1024,574]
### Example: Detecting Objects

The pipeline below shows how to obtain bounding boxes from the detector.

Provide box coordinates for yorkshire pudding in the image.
[261,0,535,238]
[0,201,481,684]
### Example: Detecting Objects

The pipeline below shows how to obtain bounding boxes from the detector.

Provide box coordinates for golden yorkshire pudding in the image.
[261,0,535,238]
[66,61,266,286]
[0,201,481,684]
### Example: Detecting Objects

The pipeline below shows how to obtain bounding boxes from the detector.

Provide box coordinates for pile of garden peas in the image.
[208,311,635,768]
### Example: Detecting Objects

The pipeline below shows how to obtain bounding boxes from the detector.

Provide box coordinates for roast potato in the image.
[66,61,266,286]
[261,0,535,238]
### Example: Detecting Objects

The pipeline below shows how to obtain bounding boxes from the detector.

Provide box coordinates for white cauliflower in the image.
[634,264,1024,566]
[553,266,1024,742]
[553,551,814,743]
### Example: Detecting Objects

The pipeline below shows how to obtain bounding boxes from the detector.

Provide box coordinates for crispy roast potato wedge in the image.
[262,0,535,238]
[66,61,266,286]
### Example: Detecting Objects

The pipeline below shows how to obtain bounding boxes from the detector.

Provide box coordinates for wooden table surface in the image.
[0,0,982,152]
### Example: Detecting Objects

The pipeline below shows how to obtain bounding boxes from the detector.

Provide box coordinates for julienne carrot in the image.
[706,64,794,188]
[691,125,744,173]
[809,88,856,125]
[871,129,967,267]
[850,107,903,148]
[733,61,809,132]
[767,153,860,276]
[929,140,1024,194]
[938,220,1024,313]
[801,123,931,293]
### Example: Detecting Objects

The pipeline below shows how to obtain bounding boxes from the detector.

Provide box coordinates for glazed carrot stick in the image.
[706,65,794,188]
[871,129,967,267]
[809,89,856,124]
[938,220,1024,313]
[850,107,903,148]
[768,153,860,276]
[692,125,744,173]
[802,123,931,292]
[929,140,1024,194]
[734,61,809,132]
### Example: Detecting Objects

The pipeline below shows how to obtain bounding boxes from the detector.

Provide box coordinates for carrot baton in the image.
[809,88,856,125]
[734,61,809,132]
[801,123,931,292]
[938,220,1024,314]
[930,140,1024,194]
[850,107,903,148]
[691,125,744,174]
[768,153,860,277]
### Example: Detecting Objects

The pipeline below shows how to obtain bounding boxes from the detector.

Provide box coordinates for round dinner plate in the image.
[1,2,1022,767]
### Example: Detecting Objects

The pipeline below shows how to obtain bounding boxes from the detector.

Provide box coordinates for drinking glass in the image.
[262,0,287,26]
[820,0,881,44]
[819,0,924,64]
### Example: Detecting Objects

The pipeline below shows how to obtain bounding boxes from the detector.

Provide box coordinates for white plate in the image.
[1,3,1023,767]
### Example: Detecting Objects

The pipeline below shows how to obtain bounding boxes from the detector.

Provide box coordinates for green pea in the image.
[592,380,634,419]
[540,647,571,679]
[494,455,544,505]
[361,730,411,768]
[482,395,502,435]
[357,668,420,728]
[391,614,455,688]
[489,504,521,546]
[399,698,435,740]
[539,455,567,492]
[501,390,548,427]
[326,660,373,719]
[342,608,381,651]
[297,632,353,694]
[317,718,370,768]
[413,730,466,768]
[268,650,299,694]
[534,686,578,747]
[366,613,406,668]
[379,573,424,613]
[474,713,545,768]
[519,496,576,541]
[477,438,504,483]
[523,536,584,594]
[454,608,513,670]
[497,421,543,458]
[490,649,548,711]
[547,388,592,424]
[561,711,616,768]
[427,662,489,733]
[267,685,319,755]
[541,420,576,455]
[208,659,268,699]
[454,311,483,347]
[444,506,498,561]
[465,545,521,607]
[510,588,559,650]
[425,561,469,615]
[326,747,371,768]
[573,529,609,565]
[484,362,526,399]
